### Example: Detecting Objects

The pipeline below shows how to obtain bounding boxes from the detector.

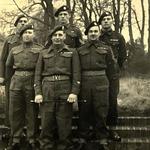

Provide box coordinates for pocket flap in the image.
[96,48,107,54]
[79,49,90,55]
[30,48,40,54]
[61,52,73,57]
[13,49,23,54]
[43,53,54,58]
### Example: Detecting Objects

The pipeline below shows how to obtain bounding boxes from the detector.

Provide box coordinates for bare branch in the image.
[27,2,43,11]
[12,0,48,26]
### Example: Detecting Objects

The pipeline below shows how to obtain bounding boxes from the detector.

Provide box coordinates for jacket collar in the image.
[48,44,69,53]
[101,28,113,36]
[86,40,100,48]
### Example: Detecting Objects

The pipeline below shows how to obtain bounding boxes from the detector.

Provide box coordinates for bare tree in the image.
[127,0,134,45]
[148,0,150,54]
[112,0,127,33]
[140,0,145,49]
[132,0,145,49]
[12,0,56,44]
[41,0,55,43]
[66,0,77,25]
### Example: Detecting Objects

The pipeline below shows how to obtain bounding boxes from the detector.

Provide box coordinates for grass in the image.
[118,76,150,115]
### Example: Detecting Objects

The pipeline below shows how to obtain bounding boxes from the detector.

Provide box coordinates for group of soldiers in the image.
[0,5,126,150]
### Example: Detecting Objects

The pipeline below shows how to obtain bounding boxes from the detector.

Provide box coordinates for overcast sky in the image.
[0,0,149,49]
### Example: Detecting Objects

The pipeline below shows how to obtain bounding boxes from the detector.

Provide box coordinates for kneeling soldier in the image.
[34,26,81,150]
[78,21,117,150]
[5,24,41,150]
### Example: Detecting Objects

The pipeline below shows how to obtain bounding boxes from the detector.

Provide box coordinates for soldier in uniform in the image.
[34,26,81,150]
[98,11,127,141]
[5,24,41,150]
[0,14,28,126]
[78,21,117,150]
[45,5,83,48]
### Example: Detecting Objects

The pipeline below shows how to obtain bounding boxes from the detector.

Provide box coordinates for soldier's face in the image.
[17,17,28,30]
[88,26,100,41]
[22,29,35,43]
[58,11,70,24]
[52,30,66,45]
[101,16,113,29]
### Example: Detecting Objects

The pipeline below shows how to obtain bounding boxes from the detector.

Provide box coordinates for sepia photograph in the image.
[0,0,149,150]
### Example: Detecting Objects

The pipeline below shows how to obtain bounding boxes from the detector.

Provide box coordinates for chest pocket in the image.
[13,49,23,64]
[79,50,90,67]
[95,48,107,65]
[29,49,39,64]
[43,53,55,67]
[109,39,119,47]
[66,29,77,37]
[59,52,72,68]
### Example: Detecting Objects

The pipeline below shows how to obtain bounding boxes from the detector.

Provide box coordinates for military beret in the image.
[98,11,113,25]
[49,25,66,38]
[54,5,70,17]
[14,14,27,27]
[19,24,34,36]
[84,21,99,35]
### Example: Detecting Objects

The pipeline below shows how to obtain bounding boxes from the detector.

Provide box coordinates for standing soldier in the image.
[5,24,41,150]
[45,5,83,48]
[78,21,117,150]
[99,11,127,141]
[34,26,81,150]
[0,15,28,126]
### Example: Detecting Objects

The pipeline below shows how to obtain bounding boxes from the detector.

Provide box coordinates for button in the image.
[77,81,80,84]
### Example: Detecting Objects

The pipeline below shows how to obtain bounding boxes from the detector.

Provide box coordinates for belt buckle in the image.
[52,75,55,81]
[54,75,60,80]
[58,75,60,80]
[23,71,26,76]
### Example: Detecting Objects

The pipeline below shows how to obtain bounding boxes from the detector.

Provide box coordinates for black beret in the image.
[19,24,34,36]
[98,11,113,25]
[14,14,27,27]
[49,25,66,38]
[84,21,99,35]
[54,5,70,17]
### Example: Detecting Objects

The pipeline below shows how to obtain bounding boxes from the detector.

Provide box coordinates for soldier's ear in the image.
[68,12,71,19]
[63,32,66,39]
[111,18,115,24]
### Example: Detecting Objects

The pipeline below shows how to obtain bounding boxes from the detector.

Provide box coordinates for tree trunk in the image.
[128,0,134,45]
[66,0,76,25]
[79,0,90,28]
[112,0,120,32]
[140,0,145,49]
[42,0,55,44]
[148,0,150,54]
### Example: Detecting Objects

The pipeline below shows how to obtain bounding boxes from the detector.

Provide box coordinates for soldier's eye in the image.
[94,30,98,33]
[58,34,63,36]
[19,20,27,23]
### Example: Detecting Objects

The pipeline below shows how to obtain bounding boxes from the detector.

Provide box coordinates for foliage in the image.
[126,40,150,74]
[118,76,150,115]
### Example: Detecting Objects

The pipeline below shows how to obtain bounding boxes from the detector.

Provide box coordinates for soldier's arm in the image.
[71,50,81,95]
[106,47,118,80]
[118,35,127,68]
[34,52,43,95]
[0,39,9,78]
[5,50,14,81]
